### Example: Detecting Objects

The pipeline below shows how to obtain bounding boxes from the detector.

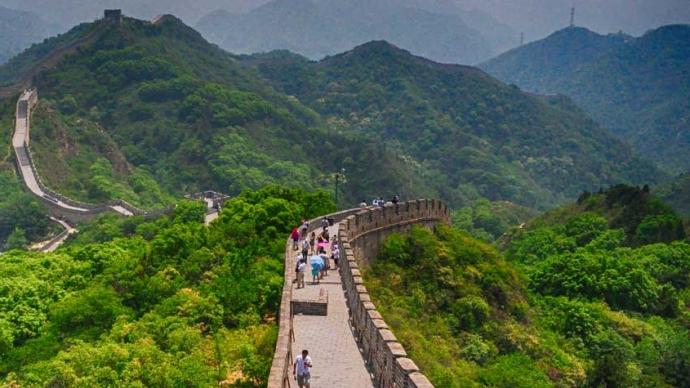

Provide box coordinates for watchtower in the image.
[104,9,122,23]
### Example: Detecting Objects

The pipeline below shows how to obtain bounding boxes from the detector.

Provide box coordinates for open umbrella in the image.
[310,255,324,270]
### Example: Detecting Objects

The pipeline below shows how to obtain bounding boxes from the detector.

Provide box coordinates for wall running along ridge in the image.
[268,199,449,387]
[12,89,170,224]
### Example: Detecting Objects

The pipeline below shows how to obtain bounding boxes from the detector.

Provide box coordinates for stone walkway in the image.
[290,223,374,388]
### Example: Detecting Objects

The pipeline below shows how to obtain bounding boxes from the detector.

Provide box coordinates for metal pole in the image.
[334,173,339,204]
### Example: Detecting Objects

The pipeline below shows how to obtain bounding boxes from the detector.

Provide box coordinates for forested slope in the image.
[365,185,690,387]
[1,186,334,386]
[482,25,690,174]
[656,172,690,218]
[0,15,425,211]
[245,43,662,208]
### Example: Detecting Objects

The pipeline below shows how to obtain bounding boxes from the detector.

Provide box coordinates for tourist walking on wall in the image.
[332,244,340,267]
[320,252,329,278]
[291,227,300,250]
[296,259,306,289]
[311,259,321,284]
[293,349,313,388]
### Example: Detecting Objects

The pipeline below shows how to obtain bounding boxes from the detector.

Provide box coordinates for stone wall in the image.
[267,207,364,388]
[338,199,449,388]
[268,200,449,388]
[12,90,168,224]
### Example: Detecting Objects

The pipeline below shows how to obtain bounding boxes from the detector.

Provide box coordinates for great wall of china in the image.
[4,10,449,384]
[269,200,449,388]
[12,89,154,223]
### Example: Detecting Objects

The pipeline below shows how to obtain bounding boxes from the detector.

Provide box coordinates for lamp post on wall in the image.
[334,168,346,205]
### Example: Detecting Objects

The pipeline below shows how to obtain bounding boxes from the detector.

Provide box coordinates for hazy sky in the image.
[0,0,688,43]
[458,0,690,41]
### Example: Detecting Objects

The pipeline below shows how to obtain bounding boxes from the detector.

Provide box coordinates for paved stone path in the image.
[290,223,374,388]
[12,90,133,217]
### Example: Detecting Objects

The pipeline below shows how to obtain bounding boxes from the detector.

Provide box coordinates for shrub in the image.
[50,286,130,333]
[452,296,490,331]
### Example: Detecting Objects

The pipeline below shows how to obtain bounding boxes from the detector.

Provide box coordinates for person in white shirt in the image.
[293,349,313,387]
[296,259,306,289]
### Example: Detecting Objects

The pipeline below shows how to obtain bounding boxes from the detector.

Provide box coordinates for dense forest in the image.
[364,185,690,387]
[656,173,690,218]
[482,25,690,174]
[1,186,334,386]
[0,13,664,247]
[0,15,425,224]
[244,42,661,208]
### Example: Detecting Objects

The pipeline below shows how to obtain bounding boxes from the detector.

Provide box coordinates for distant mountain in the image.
[0,12,666,212]
[196,0,496,64]
[243,41,662,209]
[385,0,518,54]
[482,25,690,174]
[461,0,690,43]
[0,6,59,63]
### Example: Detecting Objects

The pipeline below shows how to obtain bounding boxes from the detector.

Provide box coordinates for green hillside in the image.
[245,42,662,209]
[365,186,690,386]
[0,186,333,386]
[0,15,426,210]
[482,25,690,174]
[0,13,662,221]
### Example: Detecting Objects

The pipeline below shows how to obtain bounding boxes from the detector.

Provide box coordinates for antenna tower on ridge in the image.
[520,32,524,46]
[570,6,575,27]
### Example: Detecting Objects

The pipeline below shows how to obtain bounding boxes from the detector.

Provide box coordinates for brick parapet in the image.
[337,199,449,387]
[267,207,364,388]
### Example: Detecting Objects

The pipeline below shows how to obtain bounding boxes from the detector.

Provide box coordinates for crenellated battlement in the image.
[269,200,448,387]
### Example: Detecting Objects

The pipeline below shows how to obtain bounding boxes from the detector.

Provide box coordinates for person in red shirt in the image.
[291,227,300,250]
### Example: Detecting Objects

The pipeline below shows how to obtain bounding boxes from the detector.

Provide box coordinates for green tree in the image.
[4,227,28,250]
[50,286,130,333]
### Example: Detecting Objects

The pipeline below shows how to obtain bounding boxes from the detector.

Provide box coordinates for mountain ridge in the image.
[482,24,690,174]
[244,40,664,208]
[0,13,667,215]
[195,0,496,64]
[0,6,61,64]
[0,14,433,210]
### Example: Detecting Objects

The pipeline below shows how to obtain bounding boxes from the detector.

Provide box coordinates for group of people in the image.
[360,195,400,208]
[291,218,341,289]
